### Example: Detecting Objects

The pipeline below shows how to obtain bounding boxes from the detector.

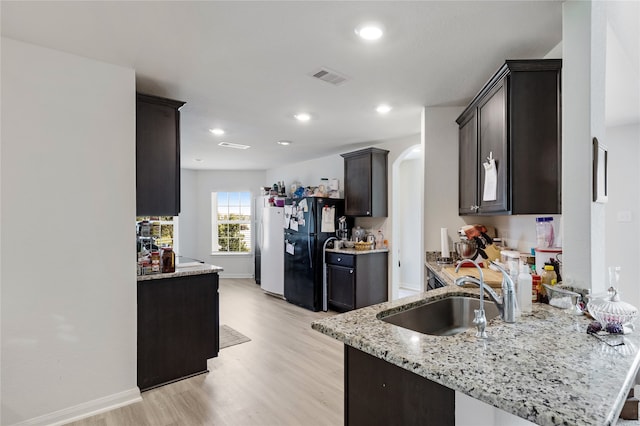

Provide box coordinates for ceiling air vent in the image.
[310,67,349,86]
[218,142,251,150]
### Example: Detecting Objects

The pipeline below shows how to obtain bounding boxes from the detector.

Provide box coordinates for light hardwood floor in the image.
[68,278,344,426]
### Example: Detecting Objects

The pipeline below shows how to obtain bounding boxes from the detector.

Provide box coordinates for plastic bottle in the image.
[517,262,533,313]
[541,264,558,286]
[375,230,384,249]
[539,264,557,303]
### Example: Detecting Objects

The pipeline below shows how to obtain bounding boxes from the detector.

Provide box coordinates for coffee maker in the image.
[337,216,349,241]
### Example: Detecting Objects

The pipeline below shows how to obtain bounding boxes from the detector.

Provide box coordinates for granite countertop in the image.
[425,259,457,286]
[325,247,389,255]
[312,284,640,425]
[137,263,223,281]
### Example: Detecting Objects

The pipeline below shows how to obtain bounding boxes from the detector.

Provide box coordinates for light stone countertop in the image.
[137,263,223,281]
[325,247,389,255]
[312,283,640,425]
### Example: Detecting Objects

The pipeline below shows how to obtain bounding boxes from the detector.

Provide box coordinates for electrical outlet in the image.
[617,210,633,223]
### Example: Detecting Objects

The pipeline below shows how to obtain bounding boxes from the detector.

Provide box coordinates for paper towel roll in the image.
[440,228,450,258]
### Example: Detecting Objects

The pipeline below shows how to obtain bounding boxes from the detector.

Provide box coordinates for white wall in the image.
[189,170,266,278]
[265,153,344,197]
[561,0,608,292]
[605,123,640,308]
[398,158,421,290]
[1,38,139,425]
[423,107,467,252]
[178,169,198,259]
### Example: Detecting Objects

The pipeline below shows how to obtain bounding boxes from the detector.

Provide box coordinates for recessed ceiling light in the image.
[218,142,251,150]
[209,128,225,136]
[194,158,204,162]
[376,104,392,114]
[277,140,293,146]
[294,113,311,122]
[355,24,383,41]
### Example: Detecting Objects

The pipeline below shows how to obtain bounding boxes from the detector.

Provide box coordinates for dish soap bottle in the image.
[517,262,533,313]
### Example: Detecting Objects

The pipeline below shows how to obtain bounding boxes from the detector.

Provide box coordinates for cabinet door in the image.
[137,273,218,391]
[458,113,478,215]
[136,94,184,216]
[327,264,355,312]
[344,153,372,216]
[477,81,508,214]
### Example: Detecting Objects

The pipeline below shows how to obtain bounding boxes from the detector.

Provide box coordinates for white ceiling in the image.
[1,1,564,170]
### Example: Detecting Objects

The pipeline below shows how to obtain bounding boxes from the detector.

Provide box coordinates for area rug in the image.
[219,324,251,349]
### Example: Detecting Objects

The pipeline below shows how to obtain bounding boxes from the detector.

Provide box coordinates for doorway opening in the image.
[391,144,423,300]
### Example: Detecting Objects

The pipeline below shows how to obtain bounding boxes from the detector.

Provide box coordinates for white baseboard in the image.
[399,283,420,291]
[219,273,253,279]
[11,387,141,426]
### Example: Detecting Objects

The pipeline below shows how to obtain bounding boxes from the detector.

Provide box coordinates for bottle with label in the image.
[375,230,384,249]
[541,264,558,285]
[532,274,541,303]
[151,251,161,273]
[517,262,533,313]
[539,264,557,303]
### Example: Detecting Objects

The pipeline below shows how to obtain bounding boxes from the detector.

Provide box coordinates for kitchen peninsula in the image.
[312,284,640,425]
[137,260,223,391]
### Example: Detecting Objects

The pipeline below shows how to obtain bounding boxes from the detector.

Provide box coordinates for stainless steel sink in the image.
[378,296,500,336]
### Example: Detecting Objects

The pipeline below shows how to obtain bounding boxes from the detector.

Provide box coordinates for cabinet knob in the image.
[337,257,342,262]
[470,205,479,211]
[366,211,371,216]
[350,269,354,274]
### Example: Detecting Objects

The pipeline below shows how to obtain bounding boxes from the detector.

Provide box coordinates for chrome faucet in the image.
[454,260,488,338]
[454,260,517,338]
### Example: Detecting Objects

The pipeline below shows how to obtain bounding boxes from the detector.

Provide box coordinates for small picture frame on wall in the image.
[593,137,608,203]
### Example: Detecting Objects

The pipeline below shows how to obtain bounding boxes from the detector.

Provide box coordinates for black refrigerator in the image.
[284,197,344,311]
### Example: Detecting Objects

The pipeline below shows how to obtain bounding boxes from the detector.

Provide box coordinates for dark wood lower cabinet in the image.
[326,251,388,312]
[137,273,219,391]
[345,345,454,426]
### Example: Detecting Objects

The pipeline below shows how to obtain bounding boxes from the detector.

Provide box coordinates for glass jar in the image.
[161,247,175,273]
[535,217,554,248]
[541,265,557,286]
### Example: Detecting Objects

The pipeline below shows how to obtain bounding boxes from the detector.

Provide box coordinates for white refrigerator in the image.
[259,205,285,297]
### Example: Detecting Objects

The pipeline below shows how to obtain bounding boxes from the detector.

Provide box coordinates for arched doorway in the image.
[391,144,423,300]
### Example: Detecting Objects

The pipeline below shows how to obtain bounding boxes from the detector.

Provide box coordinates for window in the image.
[212,191,252,253]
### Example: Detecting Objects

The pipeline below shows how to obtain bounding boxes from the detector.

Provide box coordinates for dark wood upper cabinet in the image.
[136,93,185,216]
[341,147,389,217]
[456,59,562,216]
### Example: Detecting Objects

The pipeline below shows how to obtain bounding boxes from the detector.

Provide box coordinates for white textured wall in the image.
[1,38,138,425]
[561,1,598,291]
[193,170,266,277]
[398,158,421,290]
[423,107,466,252]
[605,123,640,308]
[265,153,344,196]
[178,169,198,259]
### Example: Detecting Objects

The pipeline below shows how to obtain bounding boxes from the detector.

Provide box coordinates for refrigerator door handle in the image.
[308,201,313,268]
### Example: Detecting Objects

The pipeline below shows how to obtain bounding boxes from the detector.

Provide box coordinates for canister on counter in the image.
[161,247,175,273]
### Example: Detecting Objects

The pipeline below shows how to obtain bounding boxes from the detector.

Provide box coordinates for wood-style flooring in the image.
[67,278,343,426]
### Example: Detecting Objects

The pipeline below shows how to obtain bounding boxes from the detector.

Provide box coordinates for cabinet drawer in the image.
[326,252,355,268]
